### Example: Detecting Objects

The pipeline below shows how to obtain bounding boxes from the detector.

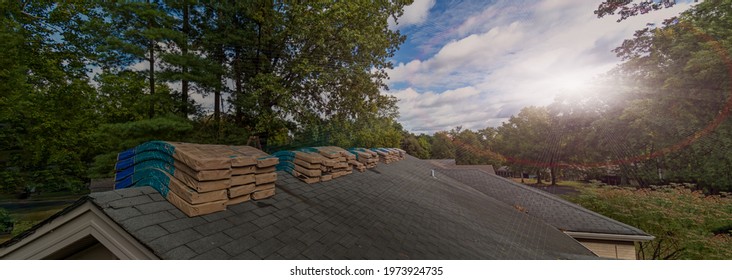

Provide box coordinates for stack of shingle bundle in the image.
[273,150,324,184]
[113,141,278,217]
[392,148,407,160]
[348,148,379,169]
[228,145,279,201]
[371,148,406,164]
[312,146,352,179]
[317,146,366,172]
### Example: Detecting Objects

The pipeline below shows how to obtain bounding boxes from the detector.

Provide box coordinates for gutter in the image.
[564,231,655,242]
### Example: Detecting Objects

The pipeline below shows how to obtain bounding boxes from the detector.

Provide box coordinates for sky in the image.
[386,0,697,134]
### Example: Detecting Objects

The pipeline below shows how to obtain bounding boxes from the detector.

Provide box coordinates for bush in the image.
[564,184,732,259]
[0,209,13,234]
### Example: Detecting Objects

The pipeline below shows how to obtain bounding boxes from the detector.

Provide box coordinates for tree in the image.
[494,107,553,184]
[0,1,102,193]
[595,0,695,22]
[101,1,177,119]
[602,0,732,191]
[431,132,456,159]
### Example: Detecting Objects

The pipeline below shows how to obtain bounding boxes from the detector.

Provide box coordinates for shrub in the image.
[0,209,13,234]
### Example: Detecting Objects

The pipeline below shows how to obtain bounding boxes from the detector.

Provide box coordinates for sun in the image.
[546,73,592,100]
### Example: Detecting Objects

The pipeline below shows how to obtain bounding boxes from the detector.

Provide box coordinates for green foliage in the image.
[590,0,732,190]
[494,107,554,183]
[1,1,411,194]
[565,185,732,259]
[88,115,194,178]
[452,128,503,166]
[0,209,13,234]
[0,1,101,194]
[430,132,456,159]
[402,134,430,159]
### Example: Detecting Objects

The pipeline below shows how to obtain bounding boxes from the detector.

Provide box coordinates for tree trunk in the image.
[550,155,557,186]
[520,169,525,183]
[214,46,223,133]
[536,169,542,184]
[180,4,189,116]
[234,47,243,124]
[147,0,155,119]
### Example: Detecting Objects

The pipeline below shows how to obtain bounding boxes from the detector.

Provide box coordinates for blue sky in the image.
[385,0,697,134]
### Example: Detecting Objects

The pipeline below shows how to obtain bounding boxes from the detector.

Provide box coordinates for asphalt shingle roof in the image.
[88,156,596,259]
[433,168,650,237]
[428,159,496,174]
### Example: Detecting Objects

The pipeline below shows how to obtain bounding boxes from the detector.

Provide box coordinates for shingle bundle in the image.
[348,148,379,169]
[273,150,324,184]
[312,146,354,178]
[113,141,278,217]
[371,148,407,164]
[274,146,359,184]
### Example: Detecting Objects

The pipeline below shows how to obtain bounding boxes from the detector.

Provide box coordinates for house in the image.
[0,156,648,260]
[431,167,653,259]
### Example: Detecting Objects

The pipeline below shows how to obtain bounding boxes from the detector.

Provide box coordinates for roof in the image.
[432,168,652,240]
[5,156,599,259]
[427,159,496,175]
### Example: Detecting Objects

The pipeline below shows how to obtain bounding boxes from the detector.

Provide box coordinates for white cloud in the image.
[386,86,504,134]
[387,0,696,134]
[387,21,524,89]
[390,0,436,28]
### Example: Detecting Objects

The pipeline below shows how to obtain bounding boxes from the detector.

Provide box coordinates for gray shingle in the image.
[251,206,276,217]
[232,250,260,260]
[250,225,279,242]
[193,218,234,236]
[298,229,321,246]
[276,240,308,259]
[89,191,122,207]
[201,209,235,222]
[159,216,207,233]
[250,237,285,259]
[163,246,197,260]
[187,232,233,255]
[116,187,147,198]
[275,227,303,243]
[227,201,259,214]
[122,211,176,231]
[135,201,176,214]
[108,195,154,209]
[105,207,142,222]
[148,193,167,202]
[324,244,348,260]
[149,228,202,254]
[223,221,259,239]
[301,242,328,259]
[220,235,259,256]
[135,225,169,243]
[192,248,230,260]
[167,208,187,219]
[224,212,257,225]
[251,213,279,228]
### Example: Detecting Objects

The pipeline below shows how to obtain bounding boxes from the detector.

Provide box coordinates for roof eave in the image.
[564,231,655,242]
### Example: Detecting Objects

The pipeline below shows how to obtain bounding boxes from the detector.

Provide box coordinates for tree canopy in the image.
[0,1,413,194]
